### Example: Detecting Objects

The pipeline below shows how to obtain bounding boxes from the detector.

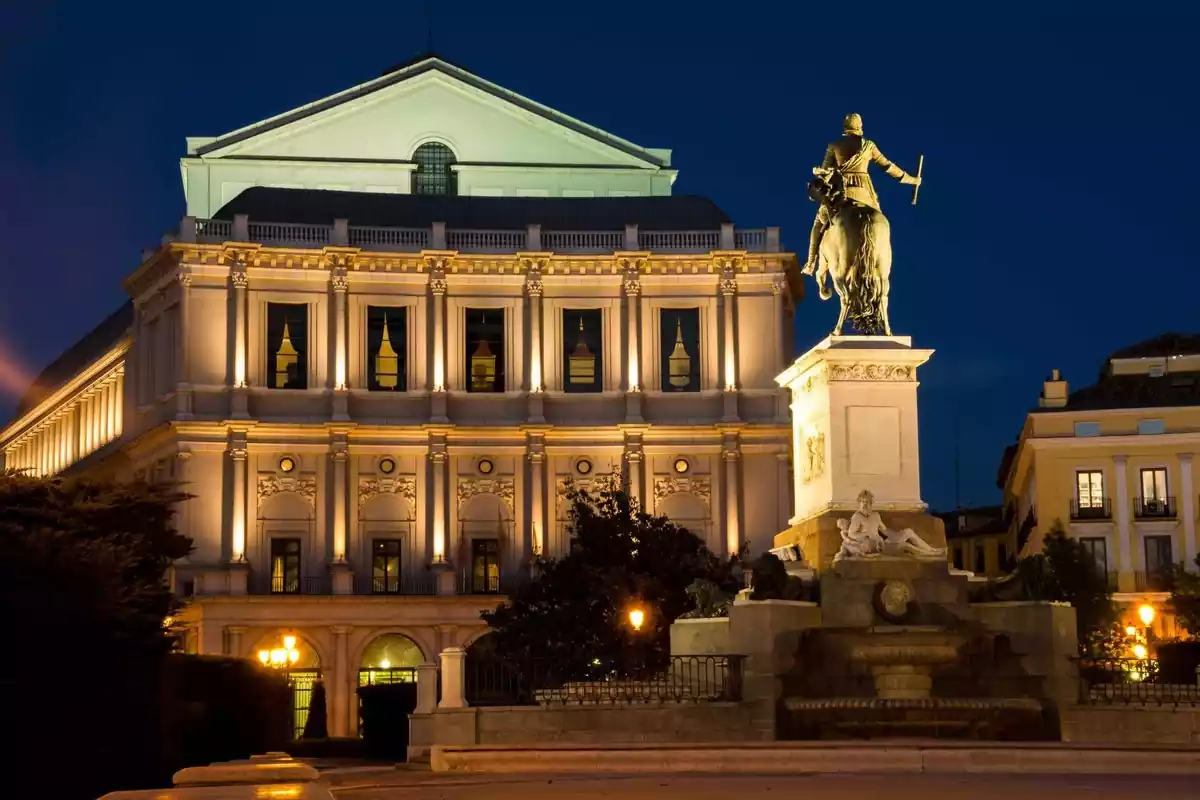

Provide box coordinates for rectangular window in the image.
[1080,537,1108,579]
[1141,467,1168,501]
[470,538,500,594]
[266,303,308,390]
[270,538,301,594]
[367,306,407,391]
[974,545,986,575]
[465,309,504,393]
[563,309,603,393]
[371,539,402,594]
[1073,422,1100,437]
[1144,535,1173,589]
[1137,419,1165,435]
[1073,470,1108,519]
[660,308,701,392]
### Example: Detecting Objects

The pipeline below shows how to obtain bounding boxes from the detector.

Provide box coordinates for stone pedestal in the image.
[773,335,936,571]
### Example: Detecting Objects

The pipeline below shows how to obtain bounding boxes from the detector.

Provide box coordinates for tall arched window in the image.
[411,142,457,196]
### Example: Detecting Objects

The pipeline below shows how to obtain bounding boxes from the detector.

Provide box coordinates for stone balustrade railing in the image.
[177,215,781,254]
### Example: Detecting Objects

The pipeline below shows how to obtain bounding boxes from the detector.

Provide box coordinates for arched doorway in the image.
[253,630,321,739]
[358,633,424,686]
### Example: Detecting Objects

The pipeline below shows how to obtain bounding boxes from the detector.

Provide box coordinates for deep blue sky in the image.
[2,2,1197,511]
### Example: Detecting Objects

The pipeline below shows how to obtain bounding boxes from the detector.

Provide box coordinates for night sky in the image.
[2,1,1197,511]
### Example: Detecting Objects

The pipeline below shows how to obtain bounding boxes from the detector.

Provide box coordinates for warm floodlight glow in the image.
[628,608,646,631]
[258,650,269,665]
[1132,643,1148,660]
[380,659,391,670]
[1125,626,1137,637]
[1138,605,1155,626]
[283,635,297,650]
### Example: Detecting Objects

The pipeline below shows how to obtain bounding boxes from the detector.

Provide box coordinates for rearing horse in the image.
[815,202,893,336]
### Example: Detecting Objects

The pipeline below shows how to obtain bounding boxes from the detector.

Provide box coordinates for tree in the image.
[1169,554,1200,637]
[481,486,741,680]
[1009,522,1117,656]
[0,471,192,798]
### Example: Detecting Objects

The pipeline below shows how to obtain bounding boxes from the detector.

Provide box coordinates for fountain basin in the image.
[837,626,967,700]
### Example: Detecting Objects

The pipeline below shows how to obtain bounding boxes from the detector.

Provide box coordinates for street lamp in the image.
[628,607,646,632]
[258,634,301,669]
[1138,604,1155,627]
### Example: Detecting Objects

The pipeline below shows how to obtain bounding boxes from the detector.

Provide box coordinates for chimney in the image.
[1039,368,1068,408]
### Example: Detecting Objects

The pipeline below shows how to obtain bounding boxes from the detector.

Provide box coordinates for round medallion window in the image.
[279,456,296,473]
[673,458,690,474]
[379,458,396,475]
[478,458,495,475]
[576,459,593,475]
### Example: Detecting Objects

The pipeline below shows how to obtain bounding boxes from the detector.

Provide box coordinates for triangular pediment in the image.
[194,57,666,170]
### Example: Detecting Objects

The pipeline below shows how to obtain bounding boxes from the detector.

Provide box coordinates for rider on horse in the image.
[802,113,922,276]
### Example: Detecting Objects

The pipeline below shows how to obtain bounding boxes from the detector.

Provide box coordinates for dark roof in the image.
[1056,371,1200,411]
[214,187,732,232]
[934,505,1007,540]
[1109,333,1200,360]
[10,302,133,421]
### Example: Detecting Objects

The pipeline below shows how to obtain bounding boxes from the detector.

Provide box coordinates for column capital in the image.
[330,624,354,636]
[224,625,248,635]
[229,446,248,461]
[1114,454,1128,466]
[623,275,641,296]
[331,268,349,293]
[230,270,248,289]
[177,268,193,288]
[525,275,544,297]
[719,265,738,295]
[1180,453,1194,464]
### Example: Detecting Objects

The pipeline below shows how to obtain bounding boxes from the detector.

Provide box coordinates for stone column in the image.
[176,448,192,538]
[331,265,349,421]
[528,437,546,557]
[723,434,741,556]
[525,263,545,422]
[231,266,249,418]
[1181,454,1197,567]
[720,266,737,388]
[776,450,791,532]
[623,264,643,423]
[414,662,439,714]
[438,647,468,709]
[225,625,246,658]
[229,434,249,565]
[430,442,448,564]
[625,439,644,508]
[331,437,349,564]
[176,270,193,418]
[114,369,124,438]
[429,261,448,421]
[773,276,792,367]
[330,625,352,737]
[1114,455,1133,591]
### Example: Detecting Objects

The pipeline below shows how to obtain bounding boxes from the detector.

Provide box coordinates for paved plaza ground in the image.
[331,773,1199,800]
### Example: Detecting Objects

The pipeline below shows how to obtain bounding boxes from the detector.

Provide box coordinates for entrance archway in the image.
[358,633,424,686]
[252,630,321,739]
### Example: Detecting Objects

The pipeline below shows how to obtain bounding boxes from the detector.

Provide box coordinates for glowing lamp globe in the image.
[628,608,646,632]
[1138,605,1155,626]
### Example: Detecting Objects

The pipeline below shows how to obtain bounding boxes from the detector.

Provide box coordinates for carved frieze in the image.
[828,363,914,382]
[652,476,712,508]
[457,478,515,514]
[801,431,826,485]
[358,476,417,509]
[555,471,622,498]
[257,474,317,507]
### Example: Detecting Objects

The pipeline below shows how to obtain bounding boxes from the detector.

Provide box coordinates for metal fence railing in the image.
[465,655,744,707]
[1078,658,1200,706]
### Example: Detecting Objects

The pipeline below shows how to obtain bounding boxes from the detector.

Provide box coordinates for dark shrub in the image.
[302,680,329,739]
[159,654,291,774]
[1155,640,1200,684]
[358,682,418,760]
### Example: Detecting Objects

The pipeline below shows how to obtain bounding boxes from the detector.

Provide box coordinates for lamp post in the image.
[628,607,646,632]
[258,634,301,669]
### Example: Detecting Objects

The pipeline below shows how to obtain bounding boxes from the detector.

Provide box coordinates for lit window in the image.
[563,309,602,393]
[465,309,504,393]
[1141,467,1168,501]
[1137,419,1165,435]
[412,142,457,196]
[266,304,307,390]
[660,308,701,392]
[367,306,407,391]
[270,539,301,594]
[470,539,501,594]
[1073,421,1100,437]
[1075,471,1105,511]
[1080,537,1108,577]
[372,539,402,594]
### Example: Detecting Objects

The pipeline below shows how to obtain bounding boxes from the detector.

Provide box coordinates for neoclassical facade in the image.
[1,56,801,735]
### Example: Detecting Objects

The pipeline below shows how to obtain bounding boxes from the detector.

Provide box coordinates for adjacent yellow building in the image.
[1000,334,1200,639]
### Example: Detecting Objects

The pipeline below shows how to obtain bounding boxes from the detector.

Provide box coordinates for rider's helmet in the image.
[843,113,863,135]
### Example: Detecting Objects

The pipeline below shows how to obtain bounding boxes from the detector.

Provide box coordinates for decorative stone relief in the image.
[555,471,622,498]
[801,431,826,485]
[358,476,417,510]
[257,474,317,508]
[829,364,914,382]
[457,478,515,514]
[653,476,712,508]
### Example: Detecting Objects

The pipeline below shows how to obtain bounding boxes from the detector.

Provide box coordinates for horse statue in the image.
[808,175,893,336]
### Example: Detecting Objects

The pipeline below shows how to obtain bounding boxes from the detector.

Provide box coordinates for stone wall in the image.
[1061,706,1200,745]
[968,601,1078,707]
[410,703,766,759]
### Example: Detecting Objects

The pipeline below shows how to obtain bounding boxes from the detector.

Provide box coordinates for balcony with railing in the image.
[1070,498,1112,521]
[1133,570,1173,592]
[1134,496,1176,519]
[179,215,781,255]
[250,574,330,596]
